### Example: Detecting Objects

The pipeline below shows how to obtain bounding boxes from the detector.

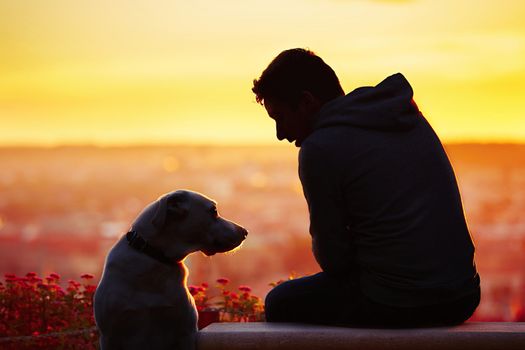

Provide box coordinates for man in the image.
[252,48,480,327]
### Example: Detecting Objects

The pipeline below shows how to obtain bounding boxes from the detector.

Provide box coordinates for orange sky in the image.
[1,0,524,145]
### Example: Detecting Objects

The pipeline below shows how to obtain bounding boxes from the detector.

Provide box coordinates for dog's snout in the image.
[239,227,248,238]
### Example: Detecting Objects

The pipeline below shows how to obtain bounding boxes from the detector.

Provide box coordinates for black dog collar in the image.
[126,230,173,265]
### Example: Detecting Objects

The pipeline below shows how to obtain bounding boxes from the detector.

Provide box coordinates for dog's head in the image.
[131,190,247,261]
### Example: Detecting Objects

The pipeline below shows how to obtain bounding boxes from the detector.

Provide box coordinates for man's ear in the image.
[299,91,321,113]
[166,191,189,219]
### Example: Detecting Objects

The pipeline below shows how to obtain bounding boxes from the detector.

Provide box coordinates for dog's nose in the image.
[240,227,248,238]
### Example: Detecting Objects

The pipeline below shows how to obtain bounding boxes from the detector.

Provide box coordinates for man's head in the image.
[252,48,344,147]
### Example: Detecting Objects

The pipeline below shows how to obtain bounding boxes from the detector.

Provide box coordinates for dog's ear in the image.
[166,191,189,219]
[150,191,189,230]
[150,198,168,230]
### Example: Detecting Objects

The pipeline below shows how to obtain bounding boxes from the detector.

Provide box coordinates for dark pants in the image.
[265,272,480,328]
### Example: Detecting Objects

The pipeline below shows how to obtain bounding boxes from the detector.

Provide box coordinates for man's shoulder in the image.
[299,135,327,162]
[301,124,361,158]
[299,130,346,171]
[302,127,343,150]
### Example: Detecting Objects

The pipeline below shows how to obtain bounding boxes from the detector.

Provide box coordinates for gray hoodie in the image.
[299,73,479,307]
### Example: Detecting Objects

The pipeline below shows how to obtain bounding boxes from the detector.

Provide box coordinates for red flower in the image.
[80,273,94,280]
[46,284,58,291]
[217,277,230,285]
[26,272,37,278]
[84,285,97,293]
[238,285,252,293]
[68,279,81,287]
[230,292,239,299]
[49,272,61,280]
[201,282,209,288]
[37,283,49,290]
[188,285,200,296]
[5,273,17,283]
[30,276,43,283]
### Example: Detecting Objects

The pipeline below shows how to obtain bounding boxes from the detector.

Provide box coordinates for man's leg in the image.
[265,272,360,325]
[265,272,481,327]
[358,287,481,328]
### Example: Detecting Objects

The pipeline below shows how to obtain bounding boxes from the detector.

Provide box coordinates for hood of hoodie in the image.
[313,73,421,132]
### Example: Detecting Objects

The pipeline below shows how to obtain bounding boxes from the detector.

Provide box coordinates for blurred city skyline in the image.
[0,143,524,321]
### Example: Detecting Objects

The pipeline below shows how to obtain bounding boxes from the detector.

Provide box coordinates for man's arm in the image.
[299,141,355,277]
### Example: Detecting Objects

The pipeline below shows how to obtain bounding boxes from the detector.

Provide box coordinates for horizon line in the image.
[0,140,525,149]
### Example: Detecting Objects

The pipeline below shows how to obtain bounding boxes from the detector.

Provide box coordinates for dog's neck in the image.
[126,230,177,265]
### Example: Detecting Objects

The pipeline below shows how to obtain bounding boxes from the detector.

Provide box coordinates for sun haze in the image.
[1,0,524,146]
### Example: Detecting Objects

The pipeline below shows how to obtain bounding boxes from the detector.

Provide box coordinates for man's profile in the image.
[252,48,480,327]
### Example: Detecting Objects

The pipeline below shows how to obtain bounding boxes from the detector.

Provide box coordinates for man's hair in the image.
[252,48,344,107]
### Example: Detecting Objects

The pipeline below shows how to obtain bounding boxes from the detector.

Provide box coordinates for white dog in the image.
[94,190,248,350]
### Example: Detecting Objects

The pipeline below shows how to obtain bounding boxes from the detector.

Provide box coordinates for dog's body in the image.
[94,190,247,350]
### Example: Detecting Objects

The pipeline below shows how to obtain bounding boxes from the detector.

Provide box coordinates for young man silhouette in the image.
[253,48,480,327]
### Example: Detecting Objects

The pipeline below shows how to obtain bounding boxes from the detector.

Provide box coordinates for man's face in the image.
[264,98,313,147]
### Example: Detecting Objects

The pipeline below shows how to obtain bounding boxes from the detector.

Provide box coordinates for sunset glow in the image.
[1,0,524,145]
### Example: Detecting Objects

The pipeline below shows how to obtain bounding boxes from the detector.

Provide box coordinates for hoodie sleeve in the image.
[299,141,355,277]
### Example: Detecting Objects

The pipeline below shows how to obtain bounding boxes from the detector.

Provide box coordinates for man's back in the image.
[299,73,479,307]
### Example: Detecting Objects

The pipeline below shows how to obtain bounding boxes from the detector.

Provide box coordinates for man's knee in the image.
[264,273,339,323]
[264,281,296,322]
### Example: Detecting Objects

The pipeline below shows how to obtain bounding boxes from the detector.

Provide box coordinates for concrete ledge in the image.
[197,322,525,350]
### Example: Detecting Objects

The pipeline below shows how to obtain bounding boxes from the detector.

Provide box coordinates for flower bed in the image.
[0,273,267,348]
[190,278,265,328]
[0,272,98,349]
